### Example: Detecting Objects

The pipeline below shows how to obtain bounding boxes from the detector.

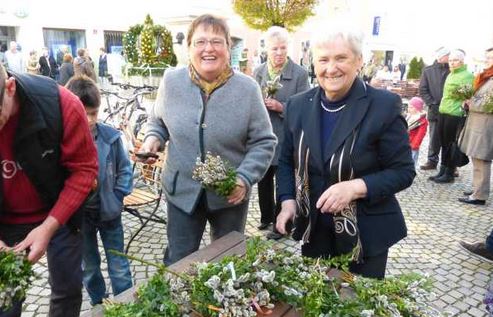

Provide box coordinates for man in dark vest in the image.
[0,64,98,317]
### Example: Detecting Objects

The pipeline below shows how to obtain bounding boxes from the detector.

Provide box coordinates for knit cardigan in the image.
[146,67,277,214]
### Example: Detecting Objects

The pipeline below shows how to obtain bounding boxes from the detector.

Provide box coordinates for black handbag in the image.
[451,118,469,167]
[450,142,469,167]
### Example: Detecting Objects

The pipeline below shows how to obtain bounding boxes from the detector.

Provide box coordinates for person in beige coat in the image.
[459,47,493,205]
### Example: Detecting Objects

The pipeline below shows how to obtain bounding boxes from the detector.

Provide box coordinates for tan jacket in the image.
[460,78,493,160]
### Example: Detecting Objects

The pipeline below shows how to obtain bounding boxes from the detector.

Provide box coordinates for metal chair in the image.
[124,153,165,253]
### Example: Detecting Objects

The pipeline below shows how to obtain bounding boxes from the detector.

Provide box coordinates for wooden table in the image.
[81,231,300,317]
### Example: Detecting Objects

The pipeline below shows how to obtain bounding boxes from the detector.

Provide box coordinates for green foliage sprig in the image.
[104,273,181,317]
[0,250,36,311]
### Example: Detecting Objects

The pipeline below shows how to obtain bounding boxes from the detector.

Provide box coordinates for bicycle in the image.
[100,83,157,152]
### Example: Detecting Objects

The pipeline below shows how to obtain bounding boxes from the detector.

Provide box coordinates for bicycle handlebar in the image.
[111,82,158,91]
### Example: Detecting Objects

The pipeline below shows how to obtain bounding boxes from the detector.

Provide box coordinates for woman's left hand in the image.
[227,178,247,205]
[316,179,367,214]
[264,98,283,113]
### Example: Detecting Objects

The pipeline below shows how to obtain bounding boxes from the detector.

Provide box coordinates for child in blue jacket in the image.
[66,75,133,305]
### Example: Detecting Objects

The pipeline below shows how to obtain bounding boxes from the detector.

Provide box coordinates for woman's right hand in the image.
[136,135,161,164]
[276,199,296,234]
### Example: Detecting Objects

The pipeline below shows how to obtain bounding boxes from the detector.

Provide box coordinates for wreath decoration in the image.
[123,14,177,76]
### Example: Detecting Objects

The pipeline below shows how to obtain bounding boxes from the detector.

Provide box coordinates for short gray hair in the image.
[449,49,465,61]
[264,26,290,46]
[311,21,364,57]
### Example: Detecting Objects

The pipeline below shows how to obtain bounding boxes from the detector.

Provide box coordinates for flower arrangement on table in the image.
[0,250,36,311]
[104,239,445,317]
[192,152,237,197]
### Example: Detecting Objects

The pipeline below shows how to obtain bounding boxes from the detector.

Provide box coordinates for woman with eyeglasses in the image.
[138,14,276,265]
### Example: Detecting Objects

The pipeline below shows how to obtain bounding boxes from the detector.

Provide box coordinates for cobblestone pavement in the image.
[22,145,493,316]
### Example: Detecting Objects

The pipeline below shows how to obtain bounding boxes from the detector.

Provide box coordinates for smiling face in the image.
[313,36,362,101]
[189,24,230,82]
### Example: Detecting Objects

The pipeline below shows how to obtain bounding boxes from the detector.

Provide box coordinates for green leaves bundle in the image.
[192,152,237,197]
[0,250,35,311]
[104,271,181,317]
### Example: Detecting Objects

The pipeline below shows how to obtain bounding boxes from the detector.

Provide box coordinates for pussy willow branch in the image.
[109,249,192,282]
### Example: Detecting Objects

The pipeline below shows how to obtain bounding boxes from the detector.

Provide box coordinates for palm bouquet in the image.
[481,91,493,114]
[450,84,474,101]
[263,76,283,99]
[192,152,237,197]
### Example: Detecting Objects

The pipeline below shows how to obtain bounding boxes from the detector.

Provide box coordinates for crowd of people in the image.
[0,12,493,317]
[0,41,108,87]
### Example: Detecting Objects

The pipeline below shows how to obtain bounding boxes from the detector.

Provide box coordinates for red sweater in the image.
[409,116,428,150]
[0,86,98,225]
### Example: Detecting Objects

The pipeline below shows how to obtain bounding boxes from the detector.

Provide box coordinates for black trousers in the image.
[257,165,279,225]
[0,223,83,317]
[301,216,389,279]
[427,119,441,164]
[437,113,464,168]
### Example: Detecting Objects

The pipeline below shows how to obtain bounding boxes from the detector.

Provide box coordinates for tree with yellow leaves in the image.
[233,0,318,32]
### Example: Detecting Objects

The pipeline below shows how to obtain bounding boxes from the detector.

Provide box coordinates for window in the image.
[43,28,86,65]
[104,31,124,54]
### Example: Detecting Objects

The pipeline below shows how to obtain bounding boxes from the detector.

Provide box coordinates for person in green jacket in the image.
[430,49,474,183]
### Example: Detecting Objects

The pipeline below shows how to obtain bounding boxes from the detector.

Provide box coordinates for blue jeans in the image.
[0,222,83,317]
[82,210,132,305]
[411,150,420,167]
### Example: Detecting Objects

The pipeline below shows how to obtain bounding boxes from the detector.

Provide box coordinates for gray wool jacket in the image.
[253,58,310,165]
[145,67,277,214]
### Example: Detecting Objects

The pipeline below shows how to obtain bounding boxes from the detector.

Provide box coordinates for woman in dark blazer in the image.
[253,26,309,238]
[275,24,415,279]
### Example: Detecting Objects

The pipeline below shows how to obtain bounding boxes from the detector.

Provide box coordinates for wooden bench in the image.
[81,231,300,317]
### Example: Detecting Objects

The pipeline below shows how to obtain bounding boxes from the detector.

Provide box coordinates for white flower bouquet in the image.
[263,75,283,99]
[192,152,237,197]
[450,84,474,101]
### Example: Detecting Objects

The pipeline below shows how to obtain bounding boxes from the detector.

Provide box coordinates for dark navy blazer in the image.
[277,78,416,257]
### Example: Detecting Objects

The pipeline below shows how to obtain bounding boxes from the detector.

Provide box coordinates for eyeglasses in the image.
[193,38,226,49]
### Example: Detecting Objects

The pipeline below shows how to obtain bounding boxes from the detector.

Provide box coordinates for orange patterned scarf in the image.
[474,65,493,92]
[189,64,233,97]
